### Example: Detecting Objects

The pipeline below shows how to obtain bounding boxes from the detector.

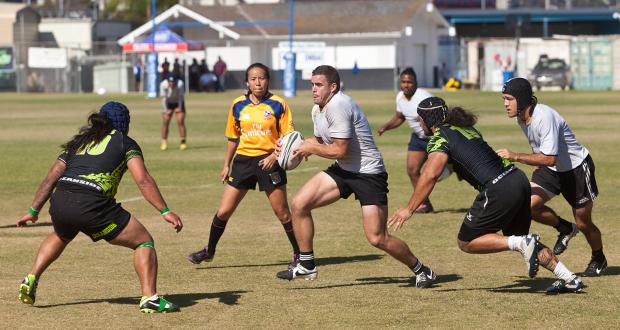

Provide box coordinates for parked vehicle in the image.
[528,56,572,90]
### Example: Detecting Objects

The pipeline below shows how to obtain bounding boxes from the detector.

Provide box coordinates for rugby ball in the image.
[278,131,304,171]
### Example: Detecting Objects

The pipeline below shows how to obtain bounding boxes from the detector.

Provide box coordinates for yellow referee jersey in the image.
[225,93,294,157]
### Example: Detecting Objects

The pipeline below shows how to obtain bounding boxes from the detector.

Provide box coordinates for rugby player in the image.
[497,77,607,276]
[17,101,183,312]
[276,65,435,288]
[377,68,435,213]
[389,96,585,294]
[159,76,187,150]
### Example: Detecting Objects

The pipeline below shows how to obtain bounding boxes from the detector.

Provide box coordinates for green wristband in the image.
[28,207,39,216]
[160,207,170,215]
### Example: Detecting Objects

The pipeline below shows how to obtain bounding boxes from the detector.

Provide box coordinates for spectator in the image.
[161,58,170,81]
[200,59,209,75]
[189,58,200,91]
[213,56,228,92]
[199,72,218,92]
[172,58,181,79]
[133,59,143,92]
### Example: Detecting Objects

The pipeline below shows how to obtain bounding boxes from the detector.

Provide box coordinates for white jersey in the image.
[396,88,433,138]
[312,91,385,174]
[519,103,589,172]
[160,80,185,103]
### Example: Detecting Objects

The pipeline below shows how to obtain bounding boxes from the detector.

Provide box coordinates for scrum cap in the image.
[502,77,534,113]
[99,101,130,135]
[417,97,449,129]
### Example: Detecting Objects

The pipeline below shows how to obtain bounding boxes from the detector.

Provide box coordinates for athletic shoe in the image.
[186,247,214,265]
[19,274,38,305]
[553,223,579,255]
[545,276,586,295]
[160,141,168,151]
[518,234,541,278]
[414,200,434,214]
[276,263,318,281]
[414,266,436,289]
[582,256,608,277]
[288,253,300,271]
[139,296,180,313]
[179,142,188,150]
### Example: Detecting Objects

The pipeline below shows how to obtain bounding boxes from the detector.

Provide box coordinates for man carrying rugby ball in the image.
[275,65,436,288]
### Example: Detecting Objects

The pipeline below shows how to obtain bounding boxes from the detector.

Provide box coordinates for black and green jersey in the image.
[427,124,513,191]
[57,130,143,197]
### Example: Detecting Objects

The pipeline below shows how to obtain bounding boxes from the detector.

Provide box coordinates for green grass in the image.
[1,90,619,328]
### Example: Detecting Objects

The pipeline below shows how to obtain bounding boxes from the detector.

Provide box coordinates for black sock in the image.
[207,214,228,254]
[299,251,315,269]
[553,217,573,234]
[410,260,424,275]
[282,221,300,254]
[592,249,605,262]
[181,138,186,144]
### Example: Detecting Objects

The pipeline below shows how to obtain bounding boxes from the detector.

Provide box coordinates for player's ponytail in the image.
[61,112,113,155]
[446,106,477,127]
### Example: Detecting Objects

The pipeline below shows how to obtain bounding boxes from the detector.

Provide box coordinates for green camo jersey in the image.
[427,124,513,191]
[57,130,143,197]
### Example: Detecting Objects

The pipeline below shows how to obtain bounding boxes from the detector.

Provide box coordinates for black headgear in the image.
[100,101,130,135]
[417,97,449,129]
[502,77,534,114]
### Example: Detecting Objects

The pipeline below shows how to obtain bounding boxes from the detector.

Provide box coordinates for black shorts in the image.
[408,134,430,152]
[324,163,389,206]
[49,183,130,242]
[227,154,286,191]
[164,101,186,112]
[531,155,598,208]
[458,168,531,242]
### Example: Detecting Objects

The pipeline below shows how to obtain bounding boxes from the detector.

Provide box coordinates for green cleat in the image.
[19,274,38,305]
[139,295,180,313]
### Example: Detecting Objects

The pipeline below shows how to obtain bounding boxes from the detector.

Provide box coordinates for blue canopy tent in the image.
[122,26,204,53]
[122,26,204,93]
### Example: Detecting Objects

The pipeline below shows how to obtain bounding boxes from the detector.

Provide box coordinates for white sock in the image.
[553,262,576,282]
[148,294,159,301]
[507,235,524,252]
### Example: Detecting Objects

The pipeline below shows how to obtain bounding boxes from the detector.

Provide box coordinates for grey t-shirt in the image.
[160,80,185,103]
[519,103,589,172]
[312,91,385,174]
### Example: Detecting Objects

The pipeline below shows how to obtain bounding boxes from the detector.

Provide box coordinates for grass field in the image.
[1,90,619,329]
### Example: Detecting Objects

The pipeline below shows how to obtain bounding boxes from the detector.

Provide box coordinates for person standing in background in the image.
[214,56,228,92]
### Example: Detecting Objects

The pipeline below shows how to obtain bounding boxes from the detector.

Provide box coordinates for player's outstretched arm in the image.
[127,157,183,232]
[17,160,66,227]
[388,152,447,231]
[377,112,406,136]
[496,149,556,167]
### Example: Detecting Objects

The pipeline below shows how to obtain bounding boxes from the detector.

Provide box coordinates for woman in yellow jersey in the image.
[187,63,300,268]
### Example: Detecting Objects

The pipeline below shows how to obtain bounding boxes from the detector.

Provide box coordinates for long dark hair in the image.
[446,106,477,127]
[61,112,113,155]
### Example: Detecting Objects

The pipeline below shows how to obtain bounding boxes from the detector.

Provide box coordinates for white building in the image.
[119,0,449,90]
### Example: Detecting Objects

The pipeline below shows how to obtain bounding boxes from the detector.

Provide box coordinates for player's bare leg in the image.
[161,111,173,150]
[175,109,187,149]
